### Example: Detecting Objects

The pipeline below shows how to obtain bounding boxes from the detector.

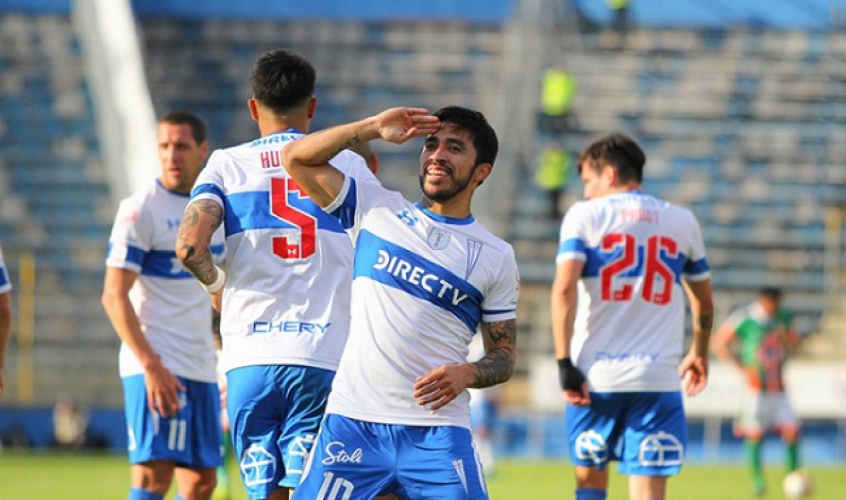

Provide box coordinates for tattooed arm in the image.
[281,107,440,207]
[679,278,714,396]
[472,319,517,388]
[413,319,517,411]
[175,199,224,294]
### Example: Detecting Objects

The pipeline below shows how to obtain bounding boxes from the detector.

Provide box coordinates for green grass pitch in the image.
[0,451,843,499]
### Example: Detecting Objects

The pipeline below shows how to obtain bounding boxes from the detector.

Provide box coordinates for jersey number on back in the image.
[600,233,677,305]
[270,178,316,260]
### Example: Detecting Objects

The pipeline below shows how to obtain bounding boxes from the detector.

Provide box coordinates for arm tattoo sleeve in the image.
[177,200,223,286]
[312,130,361,165]
[472,319,517,389]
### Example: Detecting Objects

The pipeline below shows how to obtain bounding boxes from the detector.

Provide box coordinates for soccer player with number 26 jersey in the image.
[551,133,714,500]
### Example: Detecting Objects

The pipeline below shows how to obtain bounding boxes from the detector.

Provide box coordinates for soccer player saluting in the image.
[175,49,377,500]
[281,106,520,500]
[551,133,714,500]
[102,112,225,500]
[712,287,802,497]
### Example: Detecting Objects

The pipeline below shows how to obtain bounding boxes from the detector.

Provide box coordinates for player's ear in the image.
[248,98,259,122]
[307,96,318,119]
[474,163,492,186]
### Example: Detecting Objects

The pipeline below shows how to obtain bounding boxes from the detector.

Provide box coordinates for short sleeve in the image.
[682,211,710,282]
[481,245,520,323]
[556,201,590,264]
[105,196,151,273]
[190,150,227,208]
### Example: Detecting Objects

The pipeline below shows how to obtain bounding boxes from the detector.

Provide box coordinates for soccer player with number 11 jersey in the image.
[551,133,714,500]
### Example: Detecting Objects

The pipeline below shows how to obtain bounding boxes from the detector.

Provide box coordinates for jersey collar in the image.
[415,203,475,225]
[156,178,190,198]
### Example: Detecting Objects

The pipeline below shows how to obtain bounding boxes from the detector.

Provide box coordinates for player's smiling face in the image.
[157,123,208,194]
[418,125,483,203]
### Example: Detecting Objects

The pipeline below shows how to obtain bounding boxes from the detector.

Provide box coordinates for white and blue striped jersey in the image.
[324,176,520,428]
[106,179,226,383]
[0,245,11,294]
[557,190,710,392]
[189,130,377,374]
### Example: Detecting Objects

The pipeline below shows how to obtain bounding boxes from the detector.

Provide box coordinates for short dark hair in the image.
[250,49,316,114]
[577,132,645,184]
[159,111,207,145]
[760,287,782,301]
[433,106,498,167]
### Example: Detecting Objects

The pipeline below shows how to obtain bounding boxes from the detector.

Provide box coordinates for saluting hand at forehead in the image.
[373,107,441,144]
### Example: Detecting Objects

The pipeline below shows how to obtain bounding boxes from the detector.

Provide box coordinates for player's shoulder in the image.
[466,220,516,259]
[120,180,160,211]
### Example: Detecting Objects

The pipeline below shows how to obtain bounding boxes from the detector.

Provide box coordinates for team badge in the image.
[465,239,483,279]
[427,228,450,250]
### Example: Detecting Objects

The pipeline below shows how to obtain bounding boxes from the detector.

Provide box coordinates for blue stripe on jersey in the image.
[107,242,147,267]
[222,190,345,237]
[483,308,514,315]
[559,238,586,255]
[582,245,688,284]
[330,177,358,230]
[192,182,225,202]
[141,249,194,278]
[353,230,483,332]
[0,267,8,288]
[684,257,710,275]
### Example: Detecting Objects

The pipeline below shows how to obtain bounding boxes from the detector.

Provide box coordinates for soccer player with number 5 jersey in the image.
[551,133,714,500]
[175,49,377,500]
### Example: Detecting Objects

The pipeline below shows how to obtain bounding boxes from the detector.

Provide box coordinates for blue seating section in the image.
[521,27,846,336]
[0,13,115,405]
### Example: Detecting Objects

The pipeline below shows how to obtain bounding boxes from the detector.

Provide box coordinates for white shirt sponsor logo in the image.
[322,441,364,465]
[373,249,468,306]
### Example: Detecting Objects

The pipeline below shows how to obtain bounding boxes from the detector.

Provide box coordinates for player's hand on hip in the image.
[414,364,474,411]
[144,361,187,417]
[679,352,708,396]
[374,108,441,144]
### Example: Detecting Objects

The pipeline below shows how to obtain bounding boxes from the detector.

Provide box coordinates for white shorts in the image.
[735,390,799,436]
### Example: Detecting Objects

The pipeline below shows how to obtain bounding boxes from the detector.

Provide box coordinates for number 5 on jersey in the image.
[600,232,677,305]
[270,178,317,260]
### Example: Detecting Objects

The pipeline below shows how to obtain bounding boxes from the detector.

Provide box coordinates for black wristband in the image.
[557,357,586,392]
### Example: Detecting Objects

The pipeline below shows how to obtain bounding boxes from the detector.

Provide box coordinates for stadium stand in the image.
[0,11,117,406]
[515,21,846,365]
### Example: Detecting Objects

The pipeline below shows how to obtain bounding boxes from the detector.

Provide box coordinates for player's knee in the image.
[575,466,609,489]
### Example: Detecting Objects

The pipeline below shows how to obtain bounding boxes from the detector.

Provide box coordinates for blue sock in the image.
[576,487,607,500]
[175,496,185,500]
[128,488,164,500]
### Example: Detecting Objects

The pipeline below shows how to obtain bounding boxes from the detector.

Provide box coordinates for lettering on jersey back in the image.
[260,150,282,169]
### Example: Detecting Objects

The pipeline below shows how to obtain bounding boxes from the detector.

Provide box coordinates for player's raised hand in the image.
[373,107,441,144]
[679,351,708,396]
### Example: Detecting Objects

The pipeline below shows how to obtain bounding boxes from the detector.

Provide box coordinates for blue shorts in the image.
[122,374,222,468]
[294,414,489,500]
[566,391,687,476]
[226,365,334,498]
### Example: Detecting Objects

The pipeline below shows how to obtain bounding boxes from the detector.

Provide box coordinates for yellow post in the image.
[17,251,35,404]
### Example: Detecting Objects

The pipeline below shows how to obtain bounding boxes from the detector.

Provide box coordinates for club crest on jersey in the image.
[427,228,450,250]
[397,209,419,226]
[465,239,483,279]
